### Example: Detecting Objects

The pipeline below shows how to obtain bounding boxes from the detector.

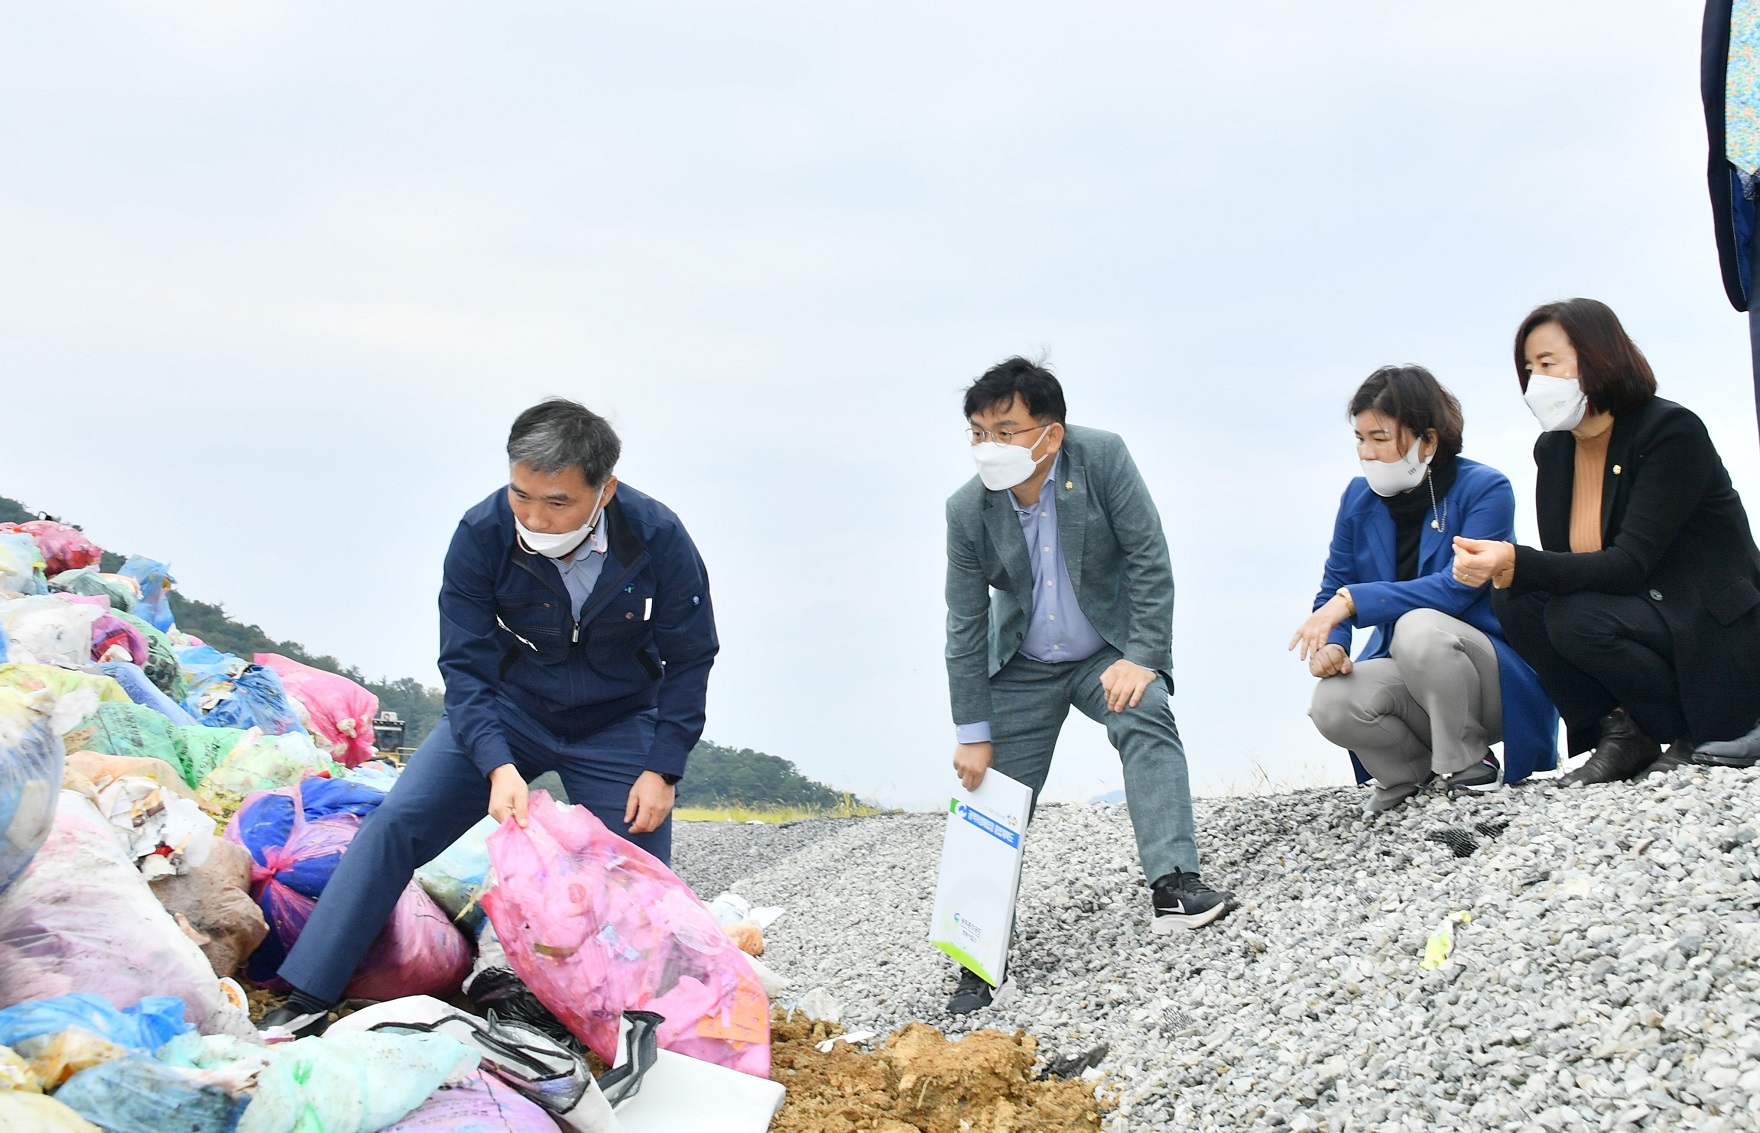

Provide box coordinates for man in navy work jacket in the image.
[261,397,718,1037]
[943,357,1235,1016]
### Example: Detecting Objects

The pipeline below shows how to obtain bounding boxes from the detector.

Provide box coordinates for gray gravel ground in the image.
[670,816,854,901]
[699,766,1760,1132]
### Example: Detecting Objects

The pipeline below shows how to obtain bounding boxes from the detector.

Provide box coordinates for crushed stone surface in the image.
[716,767,1760,1131]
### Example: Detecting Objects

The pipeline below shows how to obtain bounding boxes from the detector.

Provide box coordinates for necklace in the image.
[1427,471,1448,532]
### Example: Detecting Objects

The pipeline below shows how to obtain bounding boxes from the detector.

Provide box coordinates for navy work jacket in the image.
[437,484,718,780]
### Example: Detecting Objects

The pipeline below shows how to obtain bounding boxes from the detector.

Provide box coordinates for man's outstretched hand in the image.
[625,770,676,834]
[488,763,529,827]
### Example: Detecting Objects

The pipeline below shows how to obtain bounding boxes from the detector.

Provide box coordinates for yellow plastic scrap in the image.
[0,1043,42,1093]
[14,1028,130,1090]
[1420,911,1473,971]
[0,1090,100,1131]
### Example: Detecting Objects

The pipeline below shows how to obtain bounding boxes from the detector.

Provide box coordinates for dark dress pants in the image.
[277,702,667,1003]
[1494,589,1690,752]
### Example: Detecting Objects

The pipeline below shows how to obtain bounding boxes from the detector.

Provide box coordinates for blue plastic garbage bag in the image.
[118,556,175,632]
[0,624,8,662]
[178,645,306,736]
[230,778,386,886]
[226,779,389,986]
[98,661,199,726]
[0,993,192,1051]
[56,1056,247,1133]
[0,689,65,898]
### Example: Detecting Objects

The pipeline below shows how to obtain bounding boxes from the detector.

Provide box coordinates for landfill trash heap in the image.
[0,520,790,1132]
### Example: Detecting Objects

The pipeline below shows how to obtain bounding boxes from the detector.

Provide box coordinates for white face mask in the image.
[970,425,1055,491]
[1523,373,1589,432]
[1360,438,1432,498]
[514,484,608,559]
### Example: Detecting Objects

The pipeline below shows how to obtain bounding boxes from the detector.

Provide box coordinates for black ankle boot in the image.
[1563,708,1661,785]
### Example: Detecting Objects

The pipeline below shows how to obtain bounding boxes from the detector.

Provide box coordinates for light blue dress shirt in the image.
[551,521,609,617]
[956,456,1106,744]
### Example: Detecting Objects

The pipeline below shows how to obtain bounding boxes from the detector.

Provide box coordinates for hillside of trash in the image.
[0,518,1108,1131]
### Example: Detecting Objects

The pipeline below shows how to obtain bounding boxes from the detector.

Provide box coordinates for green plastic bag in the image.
[50,568,138,614]
[196,731,339,813]
[61,704,196,786]
[112,611,187,700]
[173,726,249,787]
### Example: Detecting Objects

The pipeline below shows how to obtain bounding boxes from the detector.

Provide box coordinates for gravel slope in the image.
[682,766,1760,1132]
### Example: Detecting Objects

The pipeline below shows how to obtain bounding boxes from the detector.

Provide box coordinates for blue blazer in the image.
[1312,457,1560,783]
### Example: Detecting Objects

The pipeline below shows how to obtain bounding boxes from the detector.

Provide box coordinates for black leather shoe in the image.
[947,969,994,1016]
[258,1001,331,1039]
[1563,708,1661,785]
[1643,741,1697,777]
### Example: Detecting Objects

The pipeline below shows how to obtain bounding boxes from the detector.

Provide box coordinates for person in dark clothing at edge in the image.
[943,357,1234,1017]
[260,398,719,1037]
[1453,299,1760,782]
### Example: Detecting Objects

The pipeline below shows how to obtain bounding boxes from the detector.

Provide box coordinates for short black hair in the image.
[963,356,1067,424]
[1514,298,1658,417]
[506,398,622,487]
[1348,365,1465,461]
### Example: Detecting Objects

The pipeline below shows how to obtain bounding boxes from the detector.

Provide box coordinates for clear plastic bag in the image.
[0,686,66,897]
[0,791,248,1035]
[482,791,771,1077]
[414,815,497,932]
[254,654,380,768]
[0,532,47,595]
[0,596,102,667]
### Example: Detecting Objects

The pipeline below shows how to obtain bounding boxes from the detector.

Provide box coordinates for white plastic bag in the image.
[0,597,100,667]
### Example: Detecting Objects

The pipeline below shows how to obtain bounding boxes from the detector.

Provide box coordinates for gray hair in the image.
[506,398,622,487]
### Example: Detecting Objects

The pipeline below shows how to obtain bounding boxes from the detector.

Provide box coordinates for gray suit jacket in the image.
[944,424,1175,726]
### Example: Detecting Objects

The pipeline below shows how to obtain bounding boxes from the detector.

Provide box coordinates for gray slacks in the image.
[1308,609,1502,788]
[989,646,1198,882]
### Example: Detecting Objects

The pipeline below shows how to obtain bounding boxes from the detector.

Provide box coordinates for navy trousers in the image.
[278,701,668,1003]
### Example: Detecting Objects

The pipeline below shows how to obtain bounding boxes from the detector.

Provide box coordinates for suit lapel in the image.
[1362,498,1396,577]
[1602,410,1640,538]
[1535,435,1573,551]
[982,491,1033,604]
[1052,448,1088,591]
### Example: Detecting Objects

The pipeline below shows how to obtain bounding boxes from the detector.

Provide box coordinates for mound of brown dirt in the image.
[768,1010,1107,1133]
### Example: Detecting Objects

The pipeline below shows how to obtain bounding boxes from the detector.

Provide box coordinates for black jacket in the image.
[1509,397,1760,743]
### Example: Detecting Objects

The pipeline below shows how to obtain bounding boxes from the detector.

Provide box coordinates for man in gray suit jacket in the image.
[944,357,1234,1014]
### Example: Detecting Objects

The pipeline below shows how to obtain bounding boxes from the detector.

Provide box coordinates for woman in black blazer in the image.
[1453,298,1760,782]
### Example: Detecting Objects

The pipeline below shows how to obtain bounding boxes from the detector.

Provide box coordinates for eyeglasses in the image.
[965,422,1055,445]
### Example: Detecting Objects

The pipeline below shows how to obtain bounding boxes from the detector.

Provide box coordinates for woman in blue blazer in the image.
[1291,366,1559,813]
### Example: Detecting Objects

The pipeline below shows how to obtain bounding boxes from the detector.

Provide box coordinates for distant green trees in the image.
[675,741,843,809]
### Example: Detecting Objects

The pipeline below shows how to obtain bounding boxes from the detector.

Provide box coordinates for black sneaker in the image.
[1151,872,1233,933]
[1439,753,1502,793]
[258,1001,331,1039]
[947,969,994,1016]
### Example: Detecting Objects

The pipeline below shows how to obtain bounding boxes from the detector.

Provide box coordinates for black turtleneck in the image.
[1379,455,1458,581]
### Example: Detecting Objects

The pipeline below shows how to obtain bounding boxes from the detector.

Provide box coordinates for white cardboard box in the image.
[926,769,1033,986]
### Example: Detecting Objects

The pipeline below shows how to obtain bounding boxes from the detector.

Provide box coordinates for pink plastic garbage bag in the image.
[380,1069,559,1132]
[226,780,470,999]
[482,791,771,1077]
[0,521,101,577]
[254,654,380,768]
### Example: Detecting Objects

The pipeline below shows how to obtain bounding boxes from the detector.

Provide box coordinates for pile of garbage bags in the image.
[0,519,788,1131]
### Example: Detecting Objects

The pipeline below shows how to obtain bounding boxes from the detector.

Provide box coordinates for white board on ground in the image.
[926,768,1032,987]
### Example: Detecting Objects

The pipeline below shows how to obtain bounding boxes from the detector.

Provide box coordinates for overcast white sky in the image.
[4,2,1755,807]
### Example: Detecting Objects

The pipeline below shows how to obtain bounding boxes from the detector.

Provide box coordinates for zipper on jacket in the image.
[572,620,580,643]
